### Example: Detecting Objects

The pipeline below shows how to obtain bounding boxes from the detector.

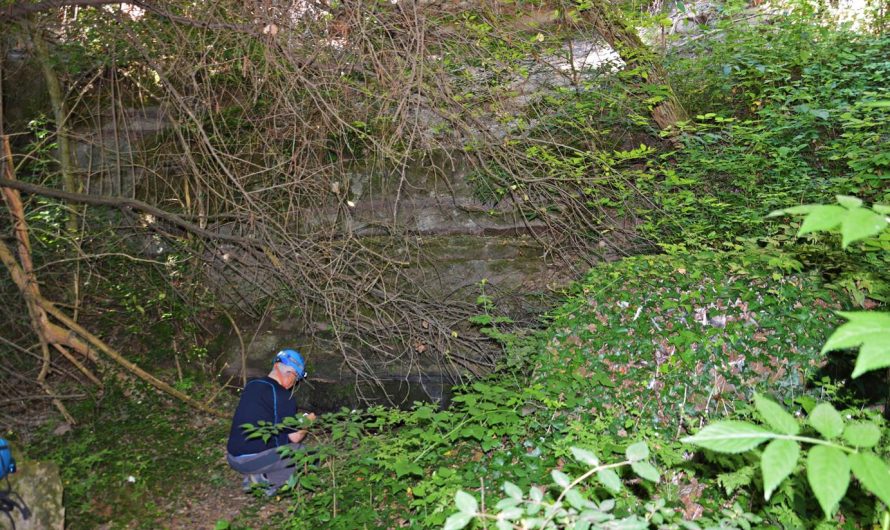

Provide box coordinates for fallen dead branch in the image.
[1,134,225,418]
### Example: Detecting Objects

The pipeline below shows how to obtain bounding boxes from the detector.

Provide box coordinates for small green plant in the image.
[443,442,661,530]
[683,394,888,521]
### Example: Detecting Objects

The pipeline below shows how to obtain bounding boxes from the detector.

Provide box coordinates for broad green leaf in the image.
[496,519,512,530]
[443,512,473,530]
[836,195,863,209]
[455,490,478,514]
[754,394,800,435]
[808,403,844,439]
[529,486,543,502]
[842,422,881,448]
[495,497,520,510]
[571,447,599,466]
[839,207,887,247]
[797,205,845,236]
[597,468,622,493]
[761,439,800,500]
[821,311,890,378]
[807,446,850,519]
[625,442,649,462]
[631,461,660,483]
[873,204,890,215]
[769,204,818,217]
[552,469,571,489]
[565,488,591,510]
[849,452,890,507]
[681,421,772,453]
[503,481,522,500]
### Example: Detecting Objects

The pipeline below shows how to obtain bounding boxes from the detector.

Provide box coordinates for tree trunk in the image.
[28,22,81,233]
[585,2,688,130]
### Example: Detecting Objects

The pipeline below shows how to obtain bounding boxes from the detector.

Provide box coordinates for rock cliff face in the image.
[214,154,605,410]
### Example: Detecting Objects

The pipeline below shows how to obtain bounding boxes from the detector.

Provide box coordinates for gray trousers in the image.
[226,443,304,488]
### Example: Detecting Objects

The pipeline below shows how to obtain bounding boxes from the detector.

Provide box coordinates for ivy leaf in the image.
[455,490,478,514]
[571,447,600,466]
[681,421,772,453]
[597,468,622,493]
[631,461,660,483]
[839,207,887,248]
[808,403,844,439]
[552,470,572,489]
[761,439,800,500]
[796,205,845,236]
[807,446,850,519]
[849,452,890,507]
[625,442,649,463]
[754,394,800,435]
[842,422,881,448]
[443,512,473,530]
[821,311,890,378]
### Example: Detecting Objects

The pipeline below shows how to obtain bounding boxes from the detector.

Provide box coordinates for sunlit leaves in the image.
[761,439,799,500]
[503,481,522,500]
[552,470,571,489]
[571,447,599,466]
[754,394,799,435]
[769,195,889,248]
[821,311,890,378]
[683,394,888,521]
[849,452,890,507]
[841,422,881,448]
[597,468,622,493]
[681,421,771,453]
[630,460,660,483]
[807,403,844,439]
[807,446,850,519]
[455,490,478,514]
[624,442,649,462]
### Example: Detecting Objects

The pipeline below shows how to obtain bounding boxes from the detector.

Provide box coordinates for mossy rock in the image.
[2,458,64,530]
[532,251,841,434]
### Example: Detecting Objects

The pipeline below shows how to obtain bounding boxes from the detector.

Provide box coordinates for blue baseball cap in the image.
[274,349,306,379]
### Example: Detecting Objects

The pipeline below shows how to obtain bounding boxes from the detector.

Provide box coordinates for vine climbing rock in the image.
[3,459,64,530]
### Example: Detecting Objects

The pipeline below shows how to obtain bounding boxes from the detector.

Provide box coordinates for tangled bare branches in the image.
[1,0,667,412]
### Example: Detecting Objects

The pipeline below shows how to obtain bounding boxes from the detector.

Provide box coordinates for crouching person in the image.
[226,349,316,494]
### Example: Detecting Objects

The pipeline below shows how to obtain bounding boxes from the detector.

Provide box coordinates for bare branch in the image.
[0,177,264,248]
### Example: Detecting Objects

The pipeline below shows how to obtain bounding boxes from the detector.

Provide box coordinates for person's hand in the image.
[304,412,317,421]
[288,430,308,443]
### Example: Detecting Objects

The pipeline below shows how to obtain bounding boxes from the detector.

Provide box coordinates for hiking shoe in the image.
[241,473,271,493]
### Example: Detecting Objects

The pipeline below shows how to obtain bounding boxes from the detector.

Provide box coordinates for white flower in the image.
[127,475,136,483]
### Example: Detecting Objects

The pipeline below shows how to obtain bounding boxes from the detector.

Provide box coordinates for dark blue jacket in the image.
[226,376,297,456]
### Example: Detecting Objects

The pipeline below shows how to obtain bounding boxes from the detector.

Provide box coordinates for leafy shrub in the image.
[534,251,839,432]
[684,394,888,520]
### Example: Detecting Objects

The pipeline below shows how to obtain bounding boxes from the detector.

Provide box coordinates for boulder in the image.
[1,458,64,530]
